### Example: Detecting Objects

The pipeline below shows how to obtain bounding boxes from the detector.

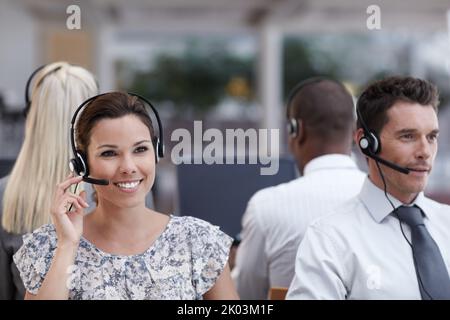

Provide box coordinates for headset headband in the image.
[70,92,164,158]
[356,105,373,136]
[25,65,63,105]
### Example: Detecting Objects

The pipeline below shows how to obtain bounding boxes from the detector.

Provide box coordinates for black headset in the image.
[286,77,328,138]
[69,92,164,185]
[24,64,63,117]
[356,106,381,155]
[287,118,300,138]
[356,104,409,174]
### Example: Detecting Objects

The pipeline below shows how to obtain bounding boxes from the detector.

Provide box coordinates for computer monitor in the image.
[0,159,15,178]
[176,157,298,239]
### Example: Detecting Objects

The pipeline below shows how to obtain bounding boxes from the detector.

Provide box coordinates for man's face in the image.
[372,101,439,202]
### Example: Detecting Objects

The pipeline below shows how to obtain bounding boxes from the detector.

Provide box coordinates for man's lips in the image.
[407,167,431,173]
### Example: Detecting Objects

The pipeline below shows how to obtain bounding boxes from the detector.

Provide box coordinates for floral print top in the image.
[13,215,232,300]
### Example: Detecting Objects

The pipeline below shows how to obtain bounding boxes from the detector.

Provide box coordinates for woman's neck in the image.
[87,199,153,240]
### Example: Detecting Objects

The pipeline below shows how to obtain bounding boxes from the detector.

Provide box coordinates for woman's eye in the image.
[135,146,149,153]
[100,150,116,157]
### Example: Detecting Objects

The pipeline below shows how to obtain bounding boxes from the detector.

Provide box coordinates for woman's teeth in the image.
[115,181,140,189]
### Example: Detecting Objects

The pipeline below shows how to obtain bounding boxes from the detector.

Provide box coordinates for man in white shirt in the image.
[287,76,450,300]
[233,78,366,299]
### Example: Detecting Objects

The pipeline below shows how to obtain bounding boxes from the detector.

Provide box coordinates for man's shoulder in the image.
[424,196,450,220]
[424,196,450,209]
[250,177,301,203]
[308,196,364,231]
[249,167,365,207]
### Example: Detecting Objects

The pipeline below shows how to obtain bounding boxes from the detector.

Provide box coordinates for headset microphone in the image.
[81,176,109,186]
[360,146,410,174]
[68,151,110,186]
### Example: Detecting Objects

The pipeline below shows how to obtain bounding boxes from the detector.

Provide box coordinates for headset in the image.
[69,92,164,186]
[286,77,330,138]
[287,118,300,138]
[356,106,410,174]
[24,64,63,117]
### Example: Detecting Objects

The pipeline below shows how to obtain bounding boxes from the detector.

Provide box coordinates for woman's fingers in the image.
[55,175,83,196]
[66,194,89,210]
[79,190,87,203]
[54,193,89,215]
[74,193,89,208]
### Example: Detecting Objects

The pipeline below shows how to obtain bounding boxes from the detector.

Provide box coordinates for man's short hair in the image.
[287,78,355,143]
[356,76,439,135]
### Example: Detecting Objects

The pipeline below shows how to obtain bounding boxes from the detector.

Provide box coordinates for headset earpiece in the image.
[159,142,165,160]
[356,105,381,155]
[152,137,166,164]
[69,151,88,176]
[152,138,160,163]
[359,128,380,155]
[287,118,300,138]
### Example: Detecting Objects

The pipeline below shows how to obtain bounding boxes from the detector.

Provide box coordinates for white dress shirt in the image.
[287,177,450,300]
[232,154,366,299]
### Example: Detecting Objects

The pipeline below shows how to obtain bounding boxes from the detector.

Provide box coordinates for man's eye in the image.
[401,134,413,140]
[100,150,116,157]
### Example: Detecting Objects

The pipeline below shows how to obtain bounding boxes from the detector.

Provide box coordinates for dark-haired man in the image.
[233,78,365,299]
[287,76,450,300]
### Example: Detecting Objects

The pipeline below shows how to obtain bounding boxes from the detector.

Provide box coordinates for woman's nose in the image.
[119,155,137,174]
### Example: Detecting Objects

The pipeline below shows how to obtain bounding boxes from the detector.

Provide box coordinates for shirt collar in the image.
[303,154,358,176]
[358,177,432,223]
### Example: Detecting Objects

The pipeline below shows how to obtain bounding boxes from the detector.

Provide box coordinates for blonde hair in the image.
[2,62,98,233]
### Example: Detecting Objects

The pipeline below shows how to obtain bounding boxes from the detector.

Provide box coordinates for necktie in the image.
[396,205,450,300]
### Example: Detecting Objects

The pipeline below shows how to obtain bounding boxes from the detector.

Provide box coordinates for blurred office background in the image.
[1,0,450,236]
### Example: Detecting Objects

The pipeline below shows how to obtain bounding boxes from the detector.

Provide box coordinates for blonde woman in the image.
[0,62,98,299]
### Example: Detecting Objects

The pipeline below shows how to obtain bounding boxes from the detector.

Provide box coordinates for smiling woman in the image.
[12,92,239,300]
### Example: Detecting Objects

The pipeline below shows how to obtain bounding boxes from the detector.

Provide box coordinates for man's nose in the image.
[416,136,432,160]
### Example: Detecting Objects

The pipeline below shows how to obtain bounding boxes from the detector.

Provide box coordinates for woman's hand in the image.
[51,174,89,246]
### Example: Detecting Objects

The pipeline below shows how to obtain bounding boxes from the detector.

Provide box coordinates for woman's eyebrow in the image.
[134,140,152,146]
[97,144,117,149]
[97,140,152,149]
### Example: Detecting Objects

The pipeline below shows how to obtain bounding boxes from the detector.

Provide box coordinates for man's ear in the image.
[288,119,304,152]
[297,119,306,145]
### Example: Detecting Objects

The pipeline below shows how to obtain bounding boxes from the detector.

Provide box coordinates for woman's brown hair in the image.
[75,92,156,158]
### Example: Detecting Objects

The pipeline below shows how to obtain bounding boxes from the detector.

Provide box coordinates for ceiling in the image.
[16,0,450,34]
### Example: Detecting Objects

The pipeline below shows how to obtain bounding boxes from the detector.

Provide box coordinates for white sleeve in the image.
[233,199,270,300]
[286,224,347,300]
